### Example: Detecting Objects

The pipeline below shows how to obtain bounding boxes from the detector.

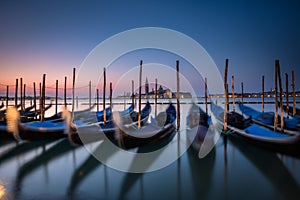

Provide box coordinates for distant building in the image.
[141,85,192,99]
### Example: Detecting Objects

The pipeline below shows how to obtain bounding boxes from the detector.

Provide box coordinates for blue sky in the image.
[0,0,299,96]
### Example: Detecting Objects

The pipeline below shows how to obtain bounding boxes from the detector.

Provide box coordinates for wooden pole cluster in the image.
[138,60,143,129]
[223,59,229,132]
[176,60,180,131]
[231,75,235,112]
[262,75,265,112]
[292,70,296,117]
[205,77,208,115]
[103,68,107,123]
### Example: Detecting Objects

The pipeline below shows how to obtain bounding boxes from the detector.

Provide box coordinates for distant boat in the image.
[211,103,300,157]
[238,103,299,133]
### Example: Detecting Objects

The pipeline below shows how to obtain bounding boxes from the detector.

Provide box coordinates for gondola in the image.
[4,107,72,141]
[211,102,300,157]
[114,102,176,149]
[0,104,121,141]
[238,103,299,132]
[20,102,52,118]
[70,102,149,144]
[1,103,53,123]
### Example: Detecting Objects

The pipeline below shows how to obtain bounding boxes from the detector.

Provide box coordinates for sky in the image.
[0,0,299,97]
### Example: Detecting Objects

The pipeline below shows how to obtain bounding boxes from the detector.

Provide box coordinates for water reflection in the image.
[68,141,118,198]
[187,145,215,200]
[117,131,176,200]
[0,101,299,200]
[14,139,78,199]
[229,136,300,199]
[0,140,55,167]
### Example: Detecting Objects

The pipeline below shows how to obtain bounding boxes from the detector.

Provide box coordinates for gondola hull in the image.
[211,103,300,157]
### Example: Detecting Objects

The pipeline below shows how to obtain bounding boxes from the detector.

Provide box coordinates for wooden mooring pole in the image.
[262,75,265,112]
[241,82,244,104]
[55,80,58,115]
[205,77,208,115]
[276,60,284,132]
[110,82,113,113]
[33,82,37,119]
[274,61,279,131]
[285,73,289,116]
[292,70,296,117]
[138,60,143,129]
[155,78,158,117]
[103,68,107,123]
[132,80,134,107]
[231,75,235,112]
[20,78,23,111]
[72,68,76,120]
[39,82,42,120]
[41,74,46,121]
[176,60,181,131]
[224,59,229,132]
[15,79,18,107]
[96,88,99,112]
[23,84,26,109]
[89,81,91,110]
[64,76,67,108]
[6,85,9,108]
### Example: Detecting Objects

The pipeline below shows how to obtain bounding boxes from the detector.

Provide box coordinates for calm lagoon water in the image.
[0,98,299,200]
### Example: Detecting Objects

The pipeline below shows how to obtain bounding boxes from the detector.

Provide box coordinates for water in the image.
[0,98,300,200]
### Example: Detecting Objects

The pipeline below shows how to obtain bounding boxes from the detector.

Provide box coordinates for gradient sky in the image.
[0,0,299,97]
